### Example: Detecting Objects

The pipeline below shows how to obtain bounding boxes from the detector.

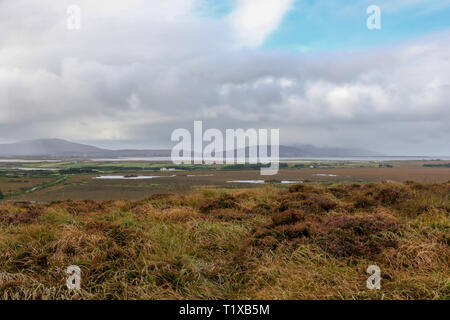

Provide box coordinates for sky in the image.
[0,0,449,155]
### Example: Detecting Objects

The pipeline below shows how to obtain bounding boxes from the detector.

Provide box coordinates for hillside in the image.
[0,139,103,157]
[0,139,171,158]
[0,181,448,299]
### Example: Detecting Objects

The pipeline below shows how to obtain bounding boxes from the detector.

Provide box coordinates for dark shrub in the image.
[0,205,44,225]
[354,195,375,209]
[271,210,305,226]
[199,194,239,213]
[317,214,400,257]
[375,183,412,205]
[288,184,306,193]
[251,203,272,215]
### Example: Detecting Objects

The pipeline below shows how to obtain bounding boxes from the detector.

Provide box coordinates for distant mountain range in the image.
[0,139,169,157]
[0,139,380,158]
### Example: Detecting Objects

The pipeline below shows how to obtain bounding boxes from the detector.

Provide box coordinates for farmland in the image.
[1,159,450,202]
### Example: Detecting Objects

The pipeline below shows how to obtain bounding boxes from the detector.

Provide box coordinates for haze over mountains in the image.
[0,139,169,157]
[0,139,380,158]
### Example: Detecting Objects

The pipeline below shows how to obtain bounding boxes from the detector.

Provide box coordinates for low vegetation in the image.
[424,163,450,168]
[0,181,448,299]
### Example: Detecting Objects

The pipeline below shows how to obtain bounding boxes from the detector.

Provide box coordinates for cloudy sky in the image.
[1,0,449,155]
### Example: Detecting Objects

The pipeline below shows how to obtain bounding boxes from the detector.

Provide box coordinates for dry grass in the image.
[0,181,448,300]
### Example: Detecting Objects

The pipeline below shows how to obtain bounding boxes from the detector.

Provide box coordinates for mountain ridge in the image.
[0,138,381,158]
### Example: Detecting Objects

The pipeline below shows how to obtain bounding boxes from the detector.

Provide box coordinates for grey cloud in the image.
[0,1,449,155]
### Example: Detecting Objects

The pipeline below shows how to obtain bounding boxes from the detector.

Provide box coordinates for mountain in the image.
[221,145,379,158]
[0,139,168,157]
[0,139,103,157]
[287,144,381,157]
[0,139,380,158]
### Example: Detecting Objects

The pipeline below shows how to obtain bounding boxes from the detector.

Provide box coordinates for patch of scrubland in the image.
[0,181,448,299]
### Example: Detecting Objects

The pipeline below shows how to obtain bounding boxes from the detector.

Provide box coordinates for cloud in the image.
[230,0,295,47]
[0,1,449,155]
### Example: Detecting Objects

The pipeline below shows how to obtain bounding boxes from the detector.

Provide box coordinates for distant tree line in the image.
[423,163,450,168]
[221,163,288,170]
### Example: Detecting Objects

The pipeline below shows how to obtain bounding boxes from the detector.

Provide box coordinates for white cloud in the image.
[231,0,295,47]
[0,1,449,154]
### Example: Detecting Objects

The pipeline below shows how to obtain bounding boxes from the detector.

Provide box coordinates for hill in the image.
[0,139,103,157]
[0,181,447,299]
[0,139,379,158]
[0,139,169,158]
